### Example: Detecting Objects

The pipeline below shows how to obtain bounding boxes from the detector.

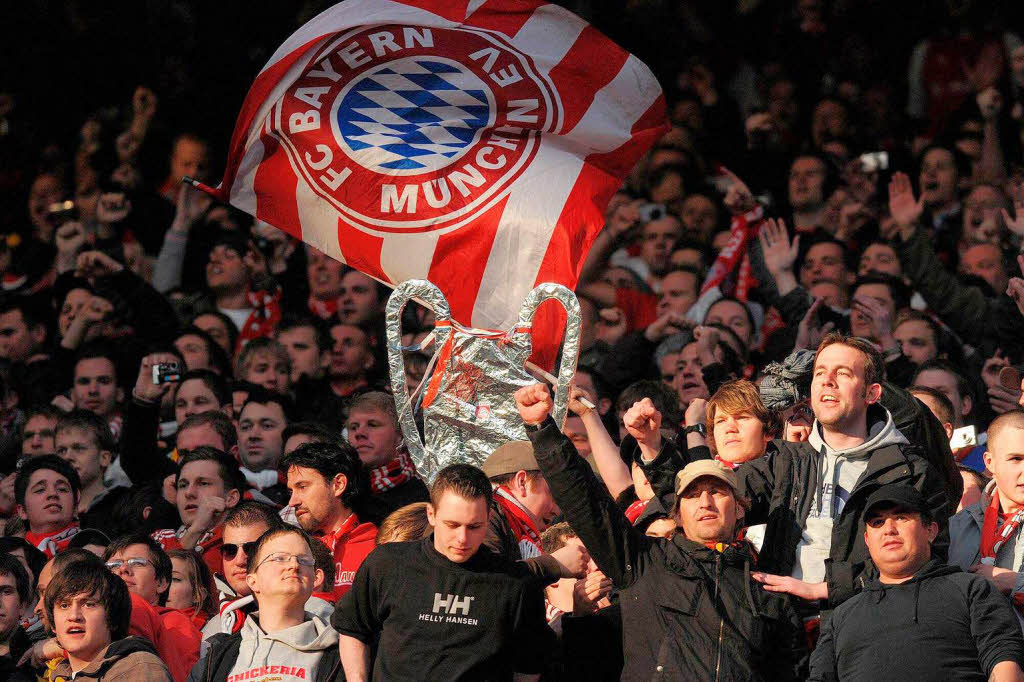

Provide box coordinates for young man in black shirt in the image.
[333,463,555,680]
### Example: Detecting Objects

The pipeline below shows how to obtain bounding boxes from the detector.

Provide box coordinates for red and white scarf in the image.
[700,205,764,302]
[494,486,543,559]
[624,498,649,525]
[308,295,339,320]
[316,512,362,553]
[369,450,417,494]
[26,522,80,558]
[980,490,1024,611]
[237,287,283,347]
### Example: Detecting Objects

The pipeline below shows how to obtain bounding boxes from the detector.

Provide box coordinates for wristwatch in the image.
[683,423,706,437]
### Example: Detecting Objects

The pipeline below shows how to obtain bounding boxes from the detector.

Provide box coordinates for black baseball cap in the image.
[862,484,928,523]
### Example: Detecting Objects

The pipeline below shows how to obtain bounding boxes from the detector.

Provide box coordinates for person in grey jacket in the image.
[189,526,340,682]
[949,410,1024,625]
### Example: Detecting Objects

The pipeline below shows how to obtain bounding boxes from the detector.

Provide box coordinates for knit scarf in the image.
[700,204,764,302]
[494,486,542,558]
[26,522,80,558]
[369,450,417,494]
[308,295,339,320]
[240,467,286,491]
[980,490,1024,611]
[237,287,283,346]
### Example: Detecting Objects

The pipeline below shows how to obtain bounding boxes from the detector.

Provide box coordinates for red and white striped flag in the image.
[207,0,666,356]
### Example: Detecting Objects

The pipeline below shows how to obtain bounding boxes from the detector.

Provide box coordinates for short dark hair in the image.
[176,446,244,495]
[0,554,32,605]
[73,340,121,383]
[278,313,331,352]
[104,533,172,605]
[816,332,886,385]
[176,369,231,407]
[245,526,316,574]
[852,273,911,314]
[308,536,335,590]
[280,441,365,509]
[615,379,682,426]
[190,310,239,354]
[909,385,955,425]
[429,464,492,508]
[56,409,117,455]
[913,360,972,401]
[0,537,47,585]
[0,295,49,336]
[223,500,284,531]
[178,410,238,451]
[23,404,63,426]
[240,387,296,423]
[282,422,345,449]
[176,326,232,376]
[15,455,80,506]
[46,559,132,640]
[540,521,578,555]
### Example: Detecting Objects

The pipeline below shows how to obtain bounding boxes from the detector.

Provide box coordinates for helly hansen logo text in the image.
[419,593,479,625]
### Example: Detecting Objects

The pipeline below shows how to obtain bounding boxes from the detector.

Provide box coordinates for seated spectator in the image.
[46,557,173,681]
[281,442,377,599]
[949,410,1024,622]
[191,527,340,681]
[0,554,33,681]
[276,314,329,383]
[234,337,290,394]
[236,389,292,504]
[70,344,124,437]
[151,447,243,576]
[809,484,1024,681]
[15,455,81,557]
[334,464,556,679]
[166,549,218,631]
[345,391,429,513]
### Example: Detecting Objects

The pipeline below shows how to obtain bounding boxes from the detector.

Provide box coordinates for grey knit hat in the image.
[758,349,815,411]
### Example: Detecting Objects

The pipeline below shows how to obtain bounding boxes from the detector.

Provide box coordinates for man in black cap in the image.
[809,484,1024,681]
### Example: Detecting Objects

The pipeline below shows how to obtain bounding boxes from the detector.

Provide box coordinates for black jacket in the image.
[737,410,950,613]
[195,631,342,682]
[528,421,808,681]
[809,559,1024,681]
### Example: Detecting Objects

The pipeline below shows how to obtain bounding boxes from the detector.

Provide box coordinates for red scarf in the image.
[237,288,283,347]
[308,295,339,320]
[494,486,542,558]
[980,490,1024,611]
[26,522,80,558]
[700,205,764,302]
[369,451,417,494]
[316,512,362,553]
[624,498,649,525]
[714,456,741,470]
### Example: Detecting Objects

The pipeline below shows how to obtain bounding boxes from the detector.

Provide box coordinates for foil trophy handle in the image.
[513,283,582,428]
[385,280,452,465]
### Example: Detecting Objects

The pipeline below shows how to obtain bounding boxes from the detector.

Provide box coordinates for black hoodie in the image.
[809,559,1024,681]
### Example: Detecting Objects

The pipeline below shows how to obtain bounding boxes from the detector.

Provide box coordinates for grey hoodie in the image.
[792,407,908,582]
[226,613,338,681]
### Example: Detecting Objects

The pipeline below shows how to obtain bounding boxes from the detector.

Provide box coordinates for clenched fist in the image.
[515,383,554,426]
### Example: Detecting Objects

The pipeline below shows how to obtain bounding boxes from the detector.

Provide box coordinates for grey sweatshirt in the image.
[792,409,908,582]
[226,612,338,681]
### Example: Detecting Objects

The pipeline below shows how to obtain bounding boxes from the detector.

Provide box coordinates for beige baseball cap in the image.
[674,459,740,498]
[481,441,539,479]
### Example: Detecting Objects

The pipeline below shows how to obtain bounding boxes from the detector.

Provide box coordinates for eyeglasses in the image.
[220,541,259,561]
[254,552,316,571]
[105,558,153,573]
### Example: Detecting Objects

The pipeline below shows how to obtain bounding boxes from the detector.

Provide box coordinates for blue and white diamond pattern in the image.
[336,57,492,174]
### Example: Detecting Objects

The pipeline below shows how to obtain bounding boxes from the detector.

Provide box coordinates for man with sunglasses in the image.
[202,501,282,638]
[190,527,340,682]
[104,533,203,680]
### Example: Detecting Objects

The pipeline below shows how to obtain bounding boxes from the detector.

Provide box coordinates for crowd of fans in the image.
[4,0,1024,680]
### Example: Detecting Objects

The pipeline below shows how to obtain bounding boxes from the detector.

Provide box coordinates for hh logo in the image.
[432,593,475,615]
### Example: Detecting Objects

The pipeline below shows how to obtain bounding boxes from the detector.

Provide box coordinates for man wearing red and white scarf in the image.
[950,411,1024,627]
[346,392,430,516]
[205,234,282,350]
[15,456,81,558]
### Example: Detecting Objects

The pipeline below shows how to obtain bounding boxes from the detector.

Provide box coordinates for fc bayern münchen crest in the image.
[273,24,560,236]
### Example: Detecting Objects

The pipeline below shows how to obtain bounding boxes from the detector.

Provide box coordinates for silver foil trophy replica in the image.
[385,280,582,481]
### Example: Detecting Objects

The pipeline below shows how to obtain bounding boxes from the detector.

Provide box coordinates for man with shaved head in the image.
[950,409,1024,624]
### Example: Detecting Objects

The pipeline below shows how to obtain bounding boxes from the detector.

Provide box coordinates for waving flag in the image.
[207,0,666,357]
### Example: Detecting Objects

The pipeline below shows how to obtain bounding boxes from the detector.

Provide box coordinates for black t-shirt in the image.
[332,535,555,680]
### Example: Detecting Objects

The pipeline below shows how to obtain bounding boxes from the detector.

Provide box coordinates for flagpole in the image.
[181,175,220,199]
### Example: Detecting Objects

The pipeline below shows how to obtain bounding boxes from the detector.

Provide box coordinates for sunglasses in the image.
[220,541,258,560]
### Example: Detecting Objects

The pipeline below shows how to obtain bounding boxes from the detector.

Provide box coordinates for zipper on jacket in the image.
[714,554,723,682]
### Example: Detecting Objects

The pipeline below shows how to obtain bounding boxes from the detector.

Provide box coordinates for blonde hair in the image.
[705,380,780,456]
[376,502,431,545]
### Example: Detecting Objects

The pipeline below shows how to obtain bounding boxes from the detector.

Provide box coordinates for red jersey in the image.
[315,513,378,600]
